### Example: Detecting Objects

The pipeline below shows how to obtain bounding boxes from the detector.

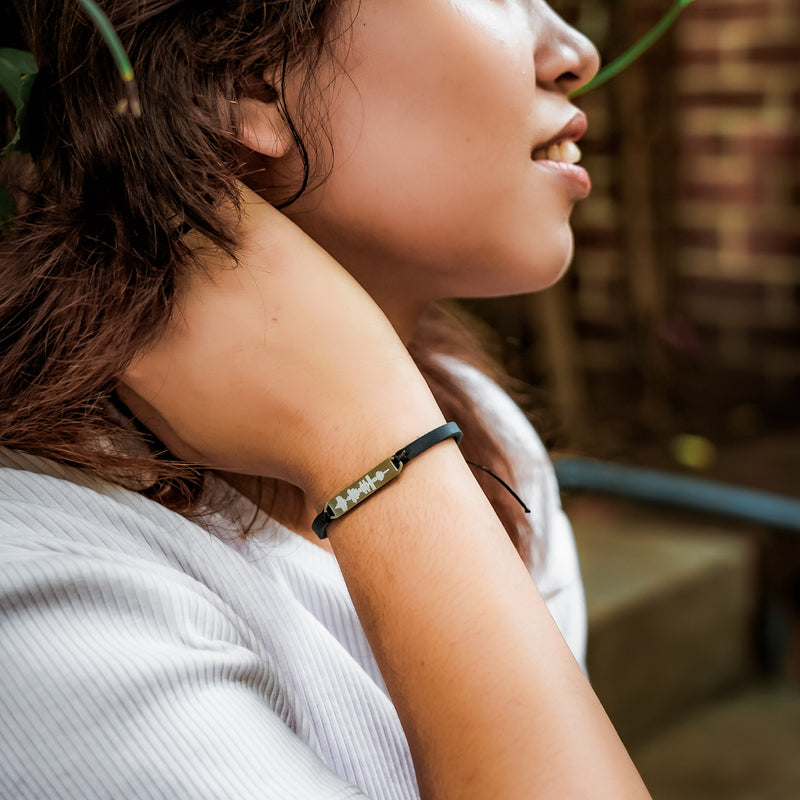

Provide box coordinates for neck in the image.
[279,205,436,343]
[367,290,430,344]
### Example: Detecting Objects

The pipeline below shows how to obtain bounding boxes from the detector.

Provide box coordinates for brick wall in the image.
[473,0,800,447]
[672,0,799,384]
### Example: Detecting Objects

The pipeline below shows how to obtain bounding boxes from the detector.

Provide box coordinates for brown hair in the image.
[0,1,535,562]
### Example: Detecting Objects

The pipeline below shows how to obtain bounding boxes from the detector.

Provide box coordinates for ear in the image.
[236,96,294,158]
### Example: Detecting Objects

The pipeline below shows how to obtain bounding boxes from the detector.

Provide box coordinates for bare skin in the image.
[121,192,652,800]
[121,1,653,796]
[223,0,605,546]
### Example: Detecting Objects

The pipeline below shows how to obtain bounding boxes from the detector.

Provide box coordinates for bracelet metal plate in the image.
[324,456,403,520]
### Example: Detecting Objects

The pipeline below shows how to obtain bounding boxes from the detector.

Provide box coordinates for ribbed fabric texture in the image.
[0,361,586,800]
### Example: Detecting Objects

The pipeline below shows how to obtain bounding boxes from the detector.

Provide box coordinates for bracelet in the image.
[311,422,463,539]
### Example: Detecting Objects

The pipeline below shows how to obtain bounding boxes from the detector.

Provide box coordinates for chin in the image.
[544,248,576,289]
[474,229,576,298]
[531,226,576,290]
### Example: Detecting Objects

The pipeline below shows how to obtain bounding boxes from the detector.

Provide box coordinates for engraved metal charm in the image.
[324,457,403,520]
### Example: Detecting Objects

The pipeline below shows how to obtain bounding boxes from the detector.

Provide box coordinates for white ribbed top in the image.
[0,361,586,800]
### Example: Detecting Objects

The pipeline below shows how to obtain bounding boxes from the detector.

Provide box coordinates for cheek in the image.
[318,5,535,214]
[311,92,530,269]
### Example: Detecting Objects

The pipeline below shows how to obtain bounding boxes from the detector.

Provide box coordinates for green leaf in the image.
[0,49,38,108]
[0,48,39,154]
[570,0,698,98]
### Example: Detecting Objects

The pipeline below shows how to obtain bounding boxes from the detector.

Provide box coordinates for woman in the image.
[0,1,651,798]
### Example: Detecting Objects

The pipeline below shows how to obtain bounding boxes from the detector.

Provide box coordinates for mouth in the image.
[531,111,588,165]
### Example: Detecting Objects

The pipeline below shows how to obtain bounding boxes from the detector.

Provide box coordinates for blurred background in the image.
[465,0,800,796]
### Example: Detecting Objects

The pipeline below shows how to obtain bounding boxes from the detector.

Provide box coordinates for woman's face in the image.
[277,0,599,320]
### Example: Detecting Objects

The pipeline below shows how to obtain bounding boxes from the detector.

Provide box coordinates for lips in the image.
[531,111,588,164]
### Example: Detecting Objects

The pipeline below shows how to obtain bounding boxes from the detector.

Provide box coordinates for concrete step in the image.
[632,683,800,800]
[567,496,759,748]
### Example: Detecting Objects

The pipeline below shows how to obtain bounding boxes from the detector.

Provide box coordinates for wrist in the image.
[300,402,447,510]
[311,422,463,539]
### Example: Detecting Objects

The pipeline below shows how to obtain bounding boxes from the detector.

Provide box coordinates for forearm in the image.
[119,187,649,799]
[323,441,651,800]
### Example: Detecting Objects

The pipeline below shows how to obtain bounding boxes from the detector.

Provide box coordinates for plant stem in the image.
[570,0,698,98]
[74,0,140,116]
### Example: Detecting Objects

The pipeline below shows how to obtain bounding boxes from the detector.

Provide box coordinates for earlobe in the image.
[236,97,294,158]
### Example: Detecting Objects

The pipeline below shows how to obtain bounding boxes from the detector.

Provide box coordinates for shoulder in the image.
[0,449,368,800]
[0,447,293,680]
[0,446,196,546]
[0,447,264,650]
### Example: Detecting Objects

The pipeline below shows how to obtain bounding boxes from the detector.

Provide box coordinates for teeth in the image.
[533,140,582,164]
[561,140,582,163]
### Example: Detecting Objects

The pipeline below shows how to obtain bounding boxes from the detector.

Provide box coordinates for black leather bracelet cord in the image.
[311,422,463,539]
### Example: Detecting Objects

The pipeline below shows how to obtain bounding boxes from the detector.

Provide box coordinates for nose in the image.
[534,6,600,95]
